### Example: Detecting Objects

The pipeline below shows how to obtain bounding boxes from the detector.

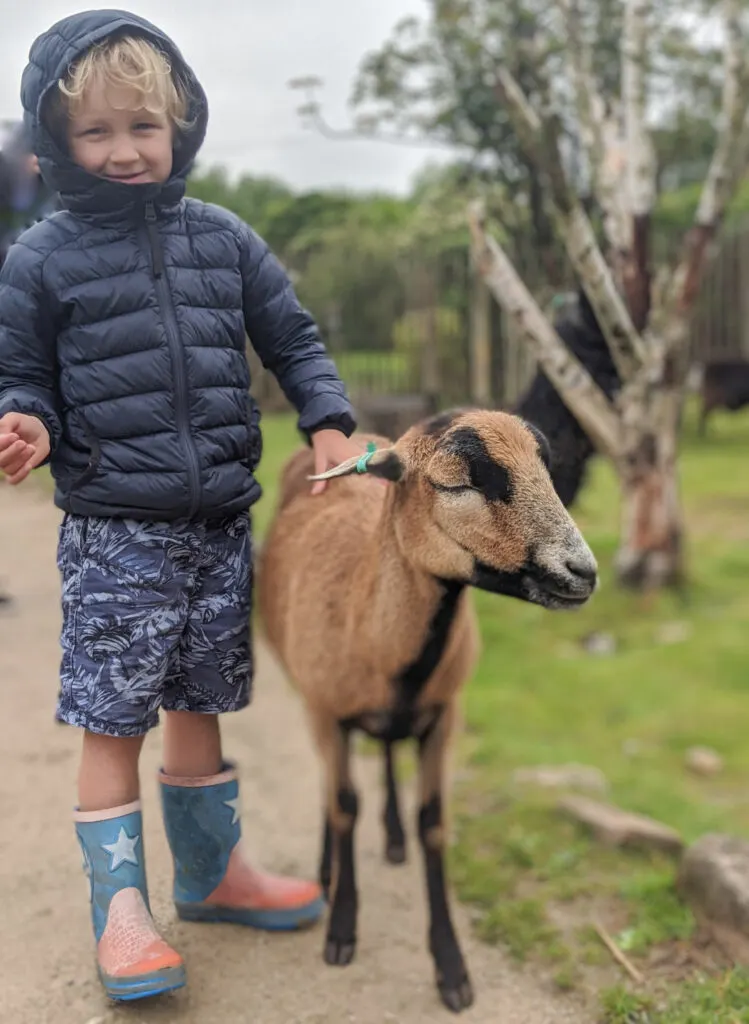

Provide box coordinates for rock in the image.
[656,621,691,645]
[558,795,684,855]
[581,631,617,656]
[685,746,724,776]
[512,763,608,794]
[678,835,749,945]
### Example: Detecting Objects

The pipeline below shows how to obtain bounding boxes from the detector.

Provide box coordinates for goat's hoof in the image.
[324,937,356,966]
[385,842,406,865]
[437,973,474,1013]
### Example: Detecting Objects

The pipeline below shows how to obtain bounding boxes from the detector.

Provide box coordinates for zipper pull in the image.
[143,201,164,278]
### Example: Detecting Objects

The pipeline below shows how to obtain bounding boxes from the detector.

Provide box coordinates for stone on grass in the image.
[655,621,691,645]
[558,795,683,855]
[685,746,724,776]
[580,632,617,656]
[678,834,749,943]
[512,764,608,794]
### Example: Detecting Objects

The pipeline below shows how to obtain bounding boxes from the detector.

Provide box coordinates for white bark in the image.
[622,0,656,219]
[468,202,621,458]
[560,0,629,255]
[495,66,644,379]
[667,0,749,320]
[695,0,746,228]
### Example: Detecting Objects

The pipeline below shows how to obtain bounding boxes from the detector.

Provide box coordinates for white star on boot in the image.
[223,797,240,825]
[102,827,140,871]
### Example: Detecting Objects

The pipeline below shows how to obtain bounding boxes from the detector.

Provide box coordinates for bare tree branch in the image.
[621,0,656,331]
[468,202,621,458]
[287,77,464,151]
[494,67,646,380]
[622,0,656,219]
[560,0,629,258]
[670,0,749,315]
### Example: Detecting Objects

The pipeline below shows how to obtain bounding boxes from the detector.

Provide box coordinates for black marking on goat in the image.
[395,579,464,706]
[324,784,359,966]
[471,553,590,604]
[370,450,405,482]
[341,705,444,743]
[471,560,527,600]
[417,789,473,1010]
[339,582,463,742]
[523,421,552,469]
[440,427,513,503]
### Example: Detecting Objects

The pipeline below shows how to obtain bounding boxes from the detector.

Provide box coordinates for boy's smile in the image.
[68,84,173,185]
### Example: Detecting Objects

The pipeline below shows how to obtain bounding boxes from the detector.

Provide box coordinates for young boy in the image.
[0,10,361,1003]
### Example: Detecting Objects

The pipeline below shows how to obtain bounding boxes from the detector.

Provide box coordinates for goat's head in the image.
[309,408,598,609]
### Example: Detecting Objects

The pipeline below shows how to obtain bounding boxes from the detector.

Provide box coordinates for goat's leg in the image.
[310,710,359,966]
[698,398,713,437]
[383,740,407,864]
[417,704,473,1013]
[319,816,332,898]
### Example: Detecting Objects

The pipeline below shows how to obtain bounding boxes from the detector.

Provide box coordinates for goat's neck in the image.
[354,491,460,669]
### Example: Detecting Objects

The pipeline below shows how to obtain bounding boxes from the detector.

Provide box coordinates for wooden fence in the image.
[250,221,749,428]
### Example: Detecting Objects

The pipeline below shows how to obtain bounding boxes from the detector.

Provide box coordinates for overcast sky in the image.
[0,0,456,195]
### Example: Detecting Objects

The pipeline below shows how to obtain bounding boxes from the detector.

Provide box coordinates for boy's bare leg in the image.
[78,732,144,811]
[162,709,222,777]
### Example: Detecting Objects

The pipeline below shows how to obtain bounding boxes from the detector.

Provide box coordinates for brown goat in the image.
[257,408,598,1014]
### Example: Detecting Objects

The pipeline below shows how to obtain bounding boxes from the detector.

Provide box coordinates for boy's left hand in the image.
[310,429,367,495]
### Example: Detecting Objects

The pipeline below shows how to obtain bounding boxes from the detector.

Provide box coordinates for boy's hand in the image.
[0,413,51,485]
[310,429,368,496]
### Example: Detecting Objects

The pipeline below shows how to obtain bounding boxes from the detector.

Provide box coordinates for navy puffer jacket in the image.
[0,10,355,519]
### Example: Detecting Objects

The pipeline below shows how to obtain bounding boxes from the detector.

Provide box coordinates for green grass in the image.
[602,970,749,1022]
[249,402,749,1017]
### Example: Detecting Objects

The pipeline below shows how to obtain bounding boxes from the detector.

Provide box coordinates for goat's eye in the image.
[428,480,481,497]
[468,460,512,503]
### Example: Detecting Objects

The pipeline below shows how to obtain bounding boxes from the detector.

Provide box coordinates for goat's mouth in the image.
[470,560,595,610]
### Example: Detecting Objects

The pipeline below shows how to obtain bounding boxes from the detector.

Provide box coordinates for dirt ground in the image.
[0,481,593,1024]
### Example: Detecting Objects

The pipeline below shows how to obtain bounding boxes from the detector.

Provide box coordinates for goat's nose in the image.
[565,556,598,585]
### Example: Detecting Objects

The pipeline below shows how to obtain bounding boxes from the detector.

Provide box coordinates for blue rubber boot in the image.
[159,762,325,930]
[75,801,186,1001]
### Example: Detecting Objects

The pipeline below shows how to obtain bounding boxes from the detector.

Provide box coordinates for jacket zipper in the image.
[143,200,202,518]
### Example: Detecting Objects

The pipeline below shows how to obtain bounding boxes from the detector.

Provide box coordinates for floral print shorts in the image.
[55,511,252,736]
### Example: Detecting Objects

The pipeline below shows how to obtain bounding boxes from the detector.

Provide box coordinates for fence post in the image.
[419,265,441,413]
[469,257,493,406]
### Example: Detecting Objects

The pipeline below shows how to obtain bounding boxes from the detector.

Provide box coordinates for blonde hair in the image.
[54,34,192,132]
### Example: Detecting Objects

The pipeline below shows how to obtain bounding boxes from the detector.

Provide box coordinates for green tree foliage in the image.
[348,0,731,266]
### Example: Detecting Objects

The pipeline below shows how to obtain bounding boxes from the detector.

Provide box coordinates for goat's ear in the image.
[308,447,405,483]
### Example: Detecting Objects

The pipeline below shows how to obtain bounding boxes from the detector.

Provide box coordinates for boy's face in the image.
[67,84,173,185]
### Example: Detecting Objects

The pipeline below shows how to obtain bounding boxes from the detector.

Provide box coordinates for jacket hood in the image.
[20,9,208,216]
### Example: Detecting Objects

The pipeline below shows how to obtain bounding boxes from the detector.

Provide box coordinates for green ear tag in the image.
[356,441,378,474]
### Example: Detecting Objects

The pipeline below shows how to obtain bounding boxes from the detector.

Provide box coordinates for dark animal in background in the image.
[513,287,620,508]
[697,358,749,436]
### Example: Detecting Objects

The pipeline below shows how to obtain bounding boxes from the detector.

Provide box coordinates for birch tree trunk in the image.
[615,0,749,588]
[614,360,686,587]
[471,0,749,591]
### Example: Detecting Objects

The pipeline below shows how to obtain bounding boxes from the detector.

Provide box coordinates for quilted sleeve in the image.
[0,241,62,452]
[238,222,356,438]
